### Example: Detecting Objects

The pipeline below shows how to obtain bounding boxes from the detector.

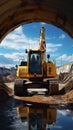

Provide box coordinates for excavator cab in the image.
[28,50,42,75]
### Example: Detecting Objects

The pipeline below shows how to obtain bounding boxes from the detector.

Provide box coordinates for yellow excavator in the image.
[14,27,59,96]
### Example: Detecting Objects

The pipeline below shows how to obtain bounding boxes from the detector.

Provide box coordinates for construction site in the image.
[0,1,73,129]
[0,25,73,107]
[0,62,73,108]
[0,0,73,107]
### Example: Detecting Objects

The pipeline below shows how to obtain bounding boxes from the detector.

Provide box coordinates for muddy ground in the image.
[0,75,73,108]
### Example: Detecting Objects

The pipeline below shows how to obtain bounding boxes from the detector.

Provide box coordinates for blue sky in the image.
[0,22,73,67]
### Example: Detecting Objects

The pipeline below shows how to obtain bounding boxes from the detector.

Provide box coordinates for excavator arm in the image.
[39,27,46,62]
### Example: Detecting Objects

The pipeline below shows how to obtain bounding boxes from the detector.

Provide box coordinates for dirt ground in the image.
[0,75,73,107]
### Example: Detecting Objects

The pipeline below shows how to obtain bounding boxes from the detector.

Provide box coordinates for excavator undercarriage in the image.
[14,78,59,96]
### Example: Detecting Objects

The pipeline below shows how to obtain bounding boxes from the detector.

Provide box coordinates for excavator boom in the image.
[39,27,46,62]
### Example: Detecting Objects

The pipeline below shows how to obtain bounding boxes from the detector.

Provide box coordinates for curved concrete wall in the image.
[0,0,73,42]
[57,62,73,74]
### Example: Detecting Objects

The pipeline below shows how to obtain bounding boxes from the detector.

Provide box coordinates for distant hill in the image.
[0,67,16,76]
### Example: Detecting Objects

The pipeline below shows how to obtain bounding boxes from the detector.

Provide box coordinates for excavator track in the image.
[14,79,27,96]
[14,78,59,96]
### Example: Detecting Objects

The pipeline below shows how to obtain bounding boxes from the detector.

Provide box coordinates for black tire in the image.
[14,79,27,96]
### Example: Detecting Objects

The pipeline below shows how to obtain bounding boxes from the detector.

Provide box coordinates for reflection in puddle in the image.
[0,98,73,130]
[16,105,57,130]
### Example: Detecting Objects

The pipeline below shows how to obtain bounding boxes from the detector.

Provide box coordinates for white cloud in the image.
[0,54,15,67]
[55,54,72,66]
[46,43,62,52]
[1,26,39,50]
[0,51,28,67]
[59,34,66,40]
[40,22,46,26]
[57,54,71,61]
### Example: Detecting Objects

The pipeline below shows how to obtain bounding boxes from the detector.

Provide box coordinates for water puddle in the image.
[0,98,73,130]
